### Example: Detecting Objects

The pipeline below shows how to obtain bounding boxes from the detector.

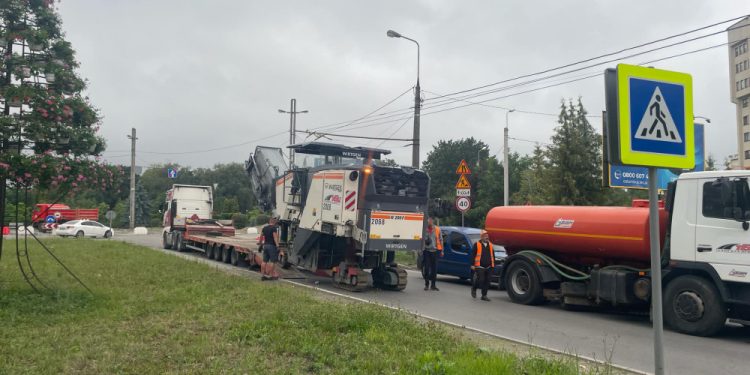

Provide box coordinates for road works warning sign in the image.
[606,64,694,169]
[455,174,471,189]
[455,159,472,174]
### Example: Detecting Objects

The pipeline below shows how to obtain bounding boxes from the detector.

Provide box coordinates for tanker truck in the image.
[487,170,750,336]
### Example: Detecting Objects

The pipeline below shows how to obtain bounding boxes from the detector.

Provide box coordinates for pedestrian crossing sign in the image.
[615,64,693,169]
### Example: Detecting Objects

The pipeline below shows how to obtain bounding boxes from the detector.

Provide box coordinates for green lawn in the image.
[0,238,606,374]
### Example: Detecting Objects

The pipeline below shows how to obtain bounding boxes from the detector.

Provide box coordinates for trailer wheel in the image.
[664,275,726,336]
[505,260,545,305]
[230,248,240,266]
[205,243,214,259]
[222,246,232,264]
[163,232,173,250]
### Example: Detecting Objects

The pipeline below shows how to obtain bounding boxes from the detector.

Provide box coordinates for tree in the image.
[1,1,115,233]
[545,99,604,205]
[422,137,489,202]
[513,144,550,205]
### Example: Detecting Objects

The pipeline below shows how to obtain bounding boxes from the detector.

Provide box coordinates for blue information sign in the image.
[167,168,178,179]
[609,123,704,190]
[45,215,56,223]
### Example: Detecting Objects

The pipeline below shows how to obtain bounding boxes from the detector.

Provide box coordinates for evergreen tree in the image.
[546,99,604,205]
[513,144,549,204]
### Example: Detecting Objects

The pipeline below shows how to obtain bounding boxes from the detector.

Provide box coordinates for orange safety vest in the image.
[426,225,443,251]
[474,241,494,268]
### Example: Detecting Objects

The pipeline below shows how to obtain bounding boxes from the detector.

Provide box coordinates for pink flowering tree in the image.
[2,0,114,222]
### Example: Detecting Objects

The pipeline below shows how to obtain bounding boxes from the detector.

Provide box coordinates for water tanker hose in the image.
[600,265,650,273]
[516,250,590,281]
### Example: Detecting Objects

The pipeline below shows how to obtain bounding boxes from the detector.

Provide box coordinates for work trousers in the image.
[423,250,438,287]
[472,267,492,297]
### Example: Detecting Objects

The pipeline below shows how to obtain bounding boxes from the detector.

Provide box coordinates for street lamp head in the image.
[386,30,402,38]
[278,109,286,113]
[300,110,309,114]
[508,109,516,113]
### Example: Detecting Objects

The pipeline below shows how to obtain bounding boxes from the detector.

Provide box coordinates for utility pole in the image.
[503,109,515,206]
[278,99,308,168]
[413,80,421,169]
[127,128,137,230]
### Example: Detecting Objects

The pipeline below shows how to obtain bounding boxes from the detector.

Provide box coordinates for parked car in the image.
[418,226,507,288]
[54,220,113,239]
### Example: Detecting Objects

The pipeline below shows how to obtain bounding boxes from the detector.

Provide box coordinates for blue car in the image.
[418,226,507,287]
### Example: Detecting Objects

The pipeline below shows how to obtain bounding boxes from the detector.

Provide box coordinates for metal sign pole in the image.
[648,167,665,375]
[461,211,464,227]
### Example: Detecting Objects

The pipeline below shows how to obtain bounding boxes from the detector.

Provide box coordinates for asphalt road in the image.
[116,232,750,375]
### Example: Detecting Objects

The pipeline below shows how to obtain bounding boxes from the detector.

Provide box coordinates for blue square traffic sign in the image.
[629,78,685,156]
[612,64,694,169]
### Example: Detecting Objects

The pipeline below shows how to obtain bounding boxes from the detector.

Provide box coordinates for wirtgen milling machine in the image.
[246,142,429,291]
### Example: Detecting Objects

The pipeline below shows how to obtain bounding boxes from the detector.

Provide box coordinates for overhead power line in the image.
[300,17,747,132]
[298,130,413,142]
[426,15,747,100]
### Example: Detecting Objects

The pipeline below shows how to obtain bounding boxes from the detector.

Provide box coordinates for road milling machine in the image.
[246,142,430,291]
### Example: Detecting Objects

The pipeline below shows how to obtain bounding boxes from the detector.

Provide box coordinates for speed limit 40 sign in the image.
[455,197,471,212]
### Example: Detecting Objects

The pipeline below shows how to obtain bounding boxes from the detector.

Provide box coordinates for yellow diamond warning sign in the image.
[455,174,471,189]
[455,159,472,174]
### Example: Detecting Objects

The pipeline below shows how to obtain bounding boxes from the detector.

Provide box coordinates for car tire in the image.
[664,275,726,337]
[505,259,545,305]
[104,230,112,239]
[75,231,84,238]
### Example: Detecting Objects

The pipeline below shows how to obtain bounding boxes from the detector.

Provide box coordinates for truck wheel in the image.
[163,232,173,249]
[222,247,232,264]
[205,244,214,259]
[505,260,545,305]
[230,248,240,266]
[664,275,726,336]
[175,233,185,252]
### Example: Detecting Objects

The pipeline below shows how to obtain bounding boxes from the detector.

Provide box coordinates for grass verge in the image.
[1,238,608,374]
[394,249,417,268]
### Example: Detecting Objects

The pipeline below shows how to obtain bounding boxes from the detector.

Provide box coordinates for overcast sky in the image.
[56,1,749,170]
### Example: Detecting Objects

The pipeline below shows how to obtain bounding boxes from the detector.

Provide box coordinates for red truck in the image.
[31,203,99,232]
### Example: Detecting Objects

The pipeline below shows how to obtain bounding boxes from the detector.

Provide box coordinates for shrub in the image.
[231,213,248,229]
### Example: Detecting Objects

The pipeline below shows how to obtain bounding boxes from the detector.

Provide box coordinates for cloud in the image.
[57,0,749,168]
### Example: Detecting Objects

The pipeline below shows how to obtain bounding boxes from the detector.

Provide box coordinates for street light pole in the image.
[278,99,308,169]
[387,29,421,169]
[503,109,515,206]
[127,128,137,230]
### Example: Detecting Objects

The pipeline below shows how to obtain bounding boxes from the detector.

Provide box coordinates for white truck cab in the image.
[670,171,750,282]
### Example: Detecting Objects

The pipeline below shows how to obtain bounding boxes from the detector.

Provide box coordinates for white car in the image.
[55,220,114,239]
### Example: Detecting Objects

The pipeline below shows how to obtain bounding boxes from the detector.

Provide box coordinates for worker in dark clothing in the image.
[470,230,495,301]
[422,217,443,291]
[260,217,281,281]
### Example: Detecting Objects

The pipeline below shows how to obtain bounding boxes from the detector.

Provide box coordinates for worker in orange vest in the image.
[423,217,443,291]
[470,230,494,301]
